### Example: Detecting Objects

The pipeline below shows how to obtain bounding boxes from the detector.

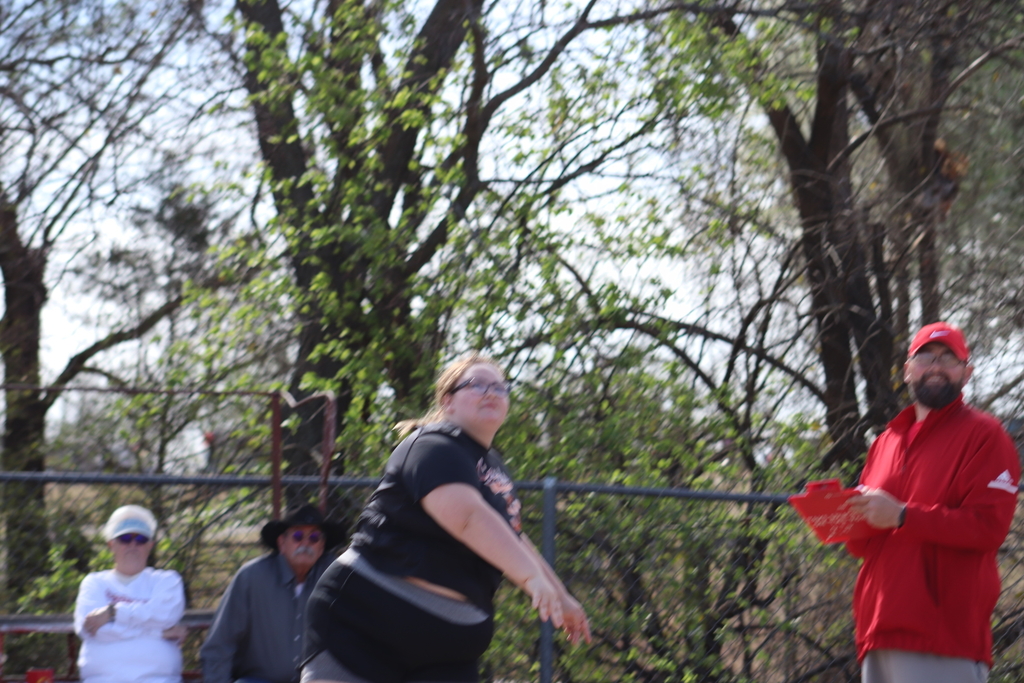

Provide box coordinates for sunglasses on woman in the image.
[115,533,150,545]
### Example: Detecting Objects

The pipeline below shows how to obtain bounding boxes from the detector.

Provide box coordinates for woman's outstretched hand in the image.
[559,593,592,645]
[522,574,564,627]
[523,576,592,645]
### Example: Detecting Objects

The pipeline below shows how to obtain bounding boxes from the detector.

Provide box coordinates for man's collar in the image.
[273,551,299,585]
[890,393,965,431]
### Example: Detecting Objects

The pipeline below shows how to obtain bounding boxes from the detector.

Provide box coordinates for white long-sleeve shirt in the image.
[73,567,186,683]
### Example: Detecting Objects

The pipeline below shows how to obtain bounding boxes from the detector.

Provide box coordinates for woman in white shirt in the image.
[73,505,186,683]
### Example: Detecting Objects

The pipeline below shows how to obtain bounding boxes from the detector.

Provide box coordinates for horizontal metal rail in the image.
[0,470,793,503]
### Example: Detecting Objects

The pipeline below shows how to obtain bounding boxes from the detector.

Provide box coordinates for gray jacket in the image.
[201,551,333,683]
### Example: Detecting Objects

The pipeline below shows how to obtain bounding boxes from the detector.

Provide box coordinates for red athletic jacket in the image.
[847,395,1020,666]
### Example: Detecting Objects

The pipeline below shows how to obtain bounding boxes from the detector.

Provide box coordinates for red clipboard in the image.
[788,479,884,544]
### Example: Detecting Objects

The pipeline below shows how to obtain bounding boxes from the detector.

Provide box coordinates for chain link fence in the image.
[2,471,1023,682]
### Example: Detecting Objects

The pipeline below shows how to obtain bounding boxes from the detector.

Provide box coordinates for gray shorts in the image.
[863,650,989,683]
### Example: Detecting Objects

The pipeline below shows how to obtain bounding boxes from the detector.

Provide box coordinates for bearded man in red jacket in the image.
[847,322,1020,683]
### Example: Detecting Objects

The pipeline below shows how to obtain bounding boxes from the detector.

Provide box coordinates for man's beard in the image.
[910,375,962,410]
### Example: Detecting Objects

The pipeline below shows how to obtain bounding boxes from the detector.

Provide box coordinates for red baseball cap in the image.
[907,322,970,361]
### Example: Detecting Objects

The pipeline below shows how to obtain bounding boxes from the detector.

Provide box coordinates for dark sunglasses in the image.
[115,533,150,545]
[290,530,322,543]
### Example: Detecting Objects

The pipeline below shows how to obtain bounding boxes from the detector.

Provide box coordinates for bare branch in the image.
[828,33,1024,173]
[43,296,184,410]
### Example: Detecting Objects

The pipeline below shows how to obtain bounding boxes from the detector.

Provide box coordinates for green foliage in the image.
[16,544,88,615]
[484,484,862,682]
[17,0,1024,679]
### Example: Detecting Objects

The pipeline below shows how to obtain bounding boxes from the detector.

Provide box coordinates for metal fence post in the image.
[540,476,557,683]
[271,392,283,519]
[318,394,337,514]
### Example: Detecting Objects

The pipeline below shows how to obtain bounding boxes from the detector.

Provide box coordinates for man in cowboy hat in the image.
[201,503,343,683]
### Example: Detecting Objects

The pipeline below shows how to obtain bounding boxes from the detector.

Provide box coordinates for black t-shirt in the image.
[349,422,523,611]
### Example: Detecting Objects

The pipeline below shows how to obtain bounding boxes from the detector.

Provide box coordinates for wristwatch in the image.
[106,603,116,622]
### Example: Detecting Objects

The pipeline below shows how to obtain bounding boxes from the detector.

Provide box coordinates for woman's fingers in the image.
[162,623,188,644]
[524,576,563,627]
[83,606,110,635]
[530,587,548,622]
[548,593,564,627]
[561,596,592,644]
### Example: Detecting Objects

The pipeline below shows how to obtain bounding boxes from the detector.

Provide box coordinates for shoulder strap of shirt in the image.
[389,422,462,472]
[417,421,463,438]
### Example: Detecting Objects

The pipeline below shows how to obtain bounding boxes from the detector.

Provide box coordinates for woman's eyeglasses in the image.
[291,530,322,544]
[115,533,150,545]
[450,378,512,398]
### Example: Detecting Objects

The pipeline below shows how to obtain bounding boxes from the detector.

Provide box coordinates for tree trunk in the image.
[234,0,481,495]
[0,198,50,600]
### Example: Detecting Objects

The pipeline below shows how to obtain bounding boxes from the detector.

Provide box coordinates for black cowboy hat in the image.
[260,503,345,551]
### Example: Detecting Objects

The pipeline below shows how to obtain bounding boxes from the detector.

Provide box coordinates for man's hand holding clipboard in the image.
[788,479,889,544]
[844,487,906,529]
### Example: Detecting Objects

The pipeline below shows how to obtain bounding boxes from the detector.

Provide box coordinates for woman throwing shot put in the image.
[301,352,590,683]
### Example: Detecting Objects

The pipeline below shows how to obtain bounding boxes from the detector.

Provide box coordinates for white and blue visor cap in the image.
[104,505,157,541]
